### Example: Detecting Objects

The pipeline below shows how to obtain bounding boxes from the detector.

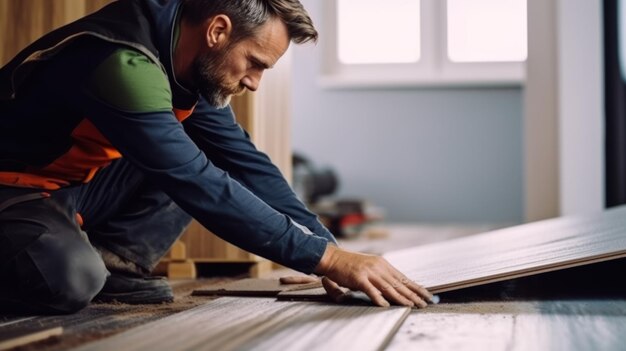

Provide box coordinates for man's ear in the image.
[205,14,232,49]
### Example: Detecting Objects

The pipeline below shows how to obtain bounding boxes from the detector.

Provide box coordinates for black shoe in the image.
[94,274,174,304]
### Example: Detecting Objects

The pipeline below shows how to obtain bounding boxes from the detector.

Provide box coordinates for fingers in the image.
[279,275,320,284]
[322,277,393,308]
[385,263,432,304]
[357,281,390,308]
[403,278,433,303]
[321,277,350,303]
[327,274,428,309]
[383,277,428,308]
[315,247,433,309]
[374,260,431,308]
[371,276,419,308]
[391,272,433,304]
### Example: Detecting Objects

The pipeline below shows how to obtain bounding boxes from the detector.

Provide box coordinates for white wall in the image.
[291,0,524,223]
[524,0,605,220]
[524,0,560,221]
[557,0,605,215]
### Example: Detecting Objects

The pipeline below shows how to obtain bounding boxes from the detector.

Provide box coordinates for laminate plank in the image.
[338,224,502,255]
[389,312,517,350]
[0,316,36,328]
[71,297,410,351]
[276,287,331,301]
[387,300,626,351]
[511,300,626,351]
[0,327,62,350]
[191,278,322,297]
[384,205,626,294]
[0,279,227,351]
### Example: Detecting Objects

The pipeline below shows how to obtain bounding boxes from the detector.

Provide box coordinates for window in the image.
[321,0,528,88]
[447,0,527,62]
[337,0,421,64]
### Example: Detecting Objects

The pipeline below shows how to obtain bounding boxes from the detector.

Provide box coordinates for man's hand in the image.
[314,244,433,308]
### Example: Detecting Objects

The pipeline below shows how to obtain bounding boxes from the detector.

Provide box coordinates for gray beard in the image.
[193,51,237,108]
[205,88,232,109]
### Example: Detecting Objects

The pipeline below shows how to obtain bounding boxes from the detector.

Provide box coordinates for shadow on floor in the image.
[439,257,626,303]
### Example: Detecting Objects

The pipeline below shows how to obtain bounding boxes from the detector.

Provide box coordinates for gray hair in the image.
[182,0,318,44]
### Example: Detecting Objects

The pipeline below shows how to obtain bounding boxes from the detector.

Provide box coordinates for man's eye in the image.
[250,58,268,70]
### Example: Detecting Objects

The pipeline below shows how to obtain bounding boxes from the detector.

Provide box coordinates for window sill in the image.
[318,74,525,90]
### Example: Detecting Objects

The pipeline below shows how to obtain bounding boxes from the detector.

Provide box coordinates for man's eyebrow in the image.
[252,56,272,69]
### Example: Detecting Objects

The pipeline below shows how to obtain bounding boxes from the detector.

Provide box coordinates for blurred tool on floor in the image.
[292,153,386,239]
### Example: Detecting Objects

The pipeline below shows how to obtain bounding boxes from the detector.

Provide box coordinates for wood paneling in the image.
[179,218,262,261]
[84,0,112,15]
[0,0,113,66]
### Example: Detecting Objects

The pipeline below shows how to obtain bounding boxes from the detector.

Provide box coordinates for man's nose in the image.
[241,71,263,91]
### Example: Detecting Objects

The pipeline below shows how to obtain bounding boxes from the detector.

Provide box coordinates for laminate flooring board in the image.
[71,297,410,351]
[276,287,330,301]
[384,205,626,294]
[0,327,63,350]
[386,300,626,351]
[338,224,502,255]
[0,309,110,343]
[0,279,227,351]
[0,304,182,351]
[191,278,322,297]
[0,316,36,328]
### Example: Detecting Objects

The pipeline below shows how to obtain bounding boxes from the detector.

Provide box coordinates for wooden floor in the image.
[0,279,225,351]
[2,224,626,350]
[4,276,625,350]
[389,299,626,351]
[71,297,410,351]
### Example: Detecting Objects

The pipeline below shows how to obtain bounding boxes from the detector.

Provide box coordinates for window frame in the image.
[320,0,526,89]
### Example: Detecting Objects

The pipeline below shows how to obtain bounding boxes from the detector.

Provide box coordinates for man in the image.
[0,0,432,314]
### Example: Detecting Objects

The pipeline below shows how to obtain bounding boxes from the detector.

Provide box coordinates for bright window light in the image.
[337,0,421,64]
[447,0,527,62]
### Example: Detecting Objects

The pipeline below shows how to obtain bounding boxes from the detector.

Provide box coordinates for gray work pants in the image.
[0,159,191,314]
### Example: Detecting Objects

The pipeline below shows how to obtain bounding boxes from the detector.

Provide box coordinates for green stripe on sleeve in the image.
[88,48,172,113]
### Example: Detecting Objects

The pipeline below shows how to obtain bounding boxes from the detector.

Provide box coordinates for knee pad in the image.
[22,232,109,313]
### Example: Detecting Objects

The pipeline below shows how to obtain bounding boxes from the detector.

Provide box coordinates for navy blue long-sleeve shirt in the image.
[0,37,337,273]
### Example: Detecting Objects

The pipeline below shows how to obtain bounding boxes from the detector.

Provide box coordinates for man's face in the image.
[193,17,290,108]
